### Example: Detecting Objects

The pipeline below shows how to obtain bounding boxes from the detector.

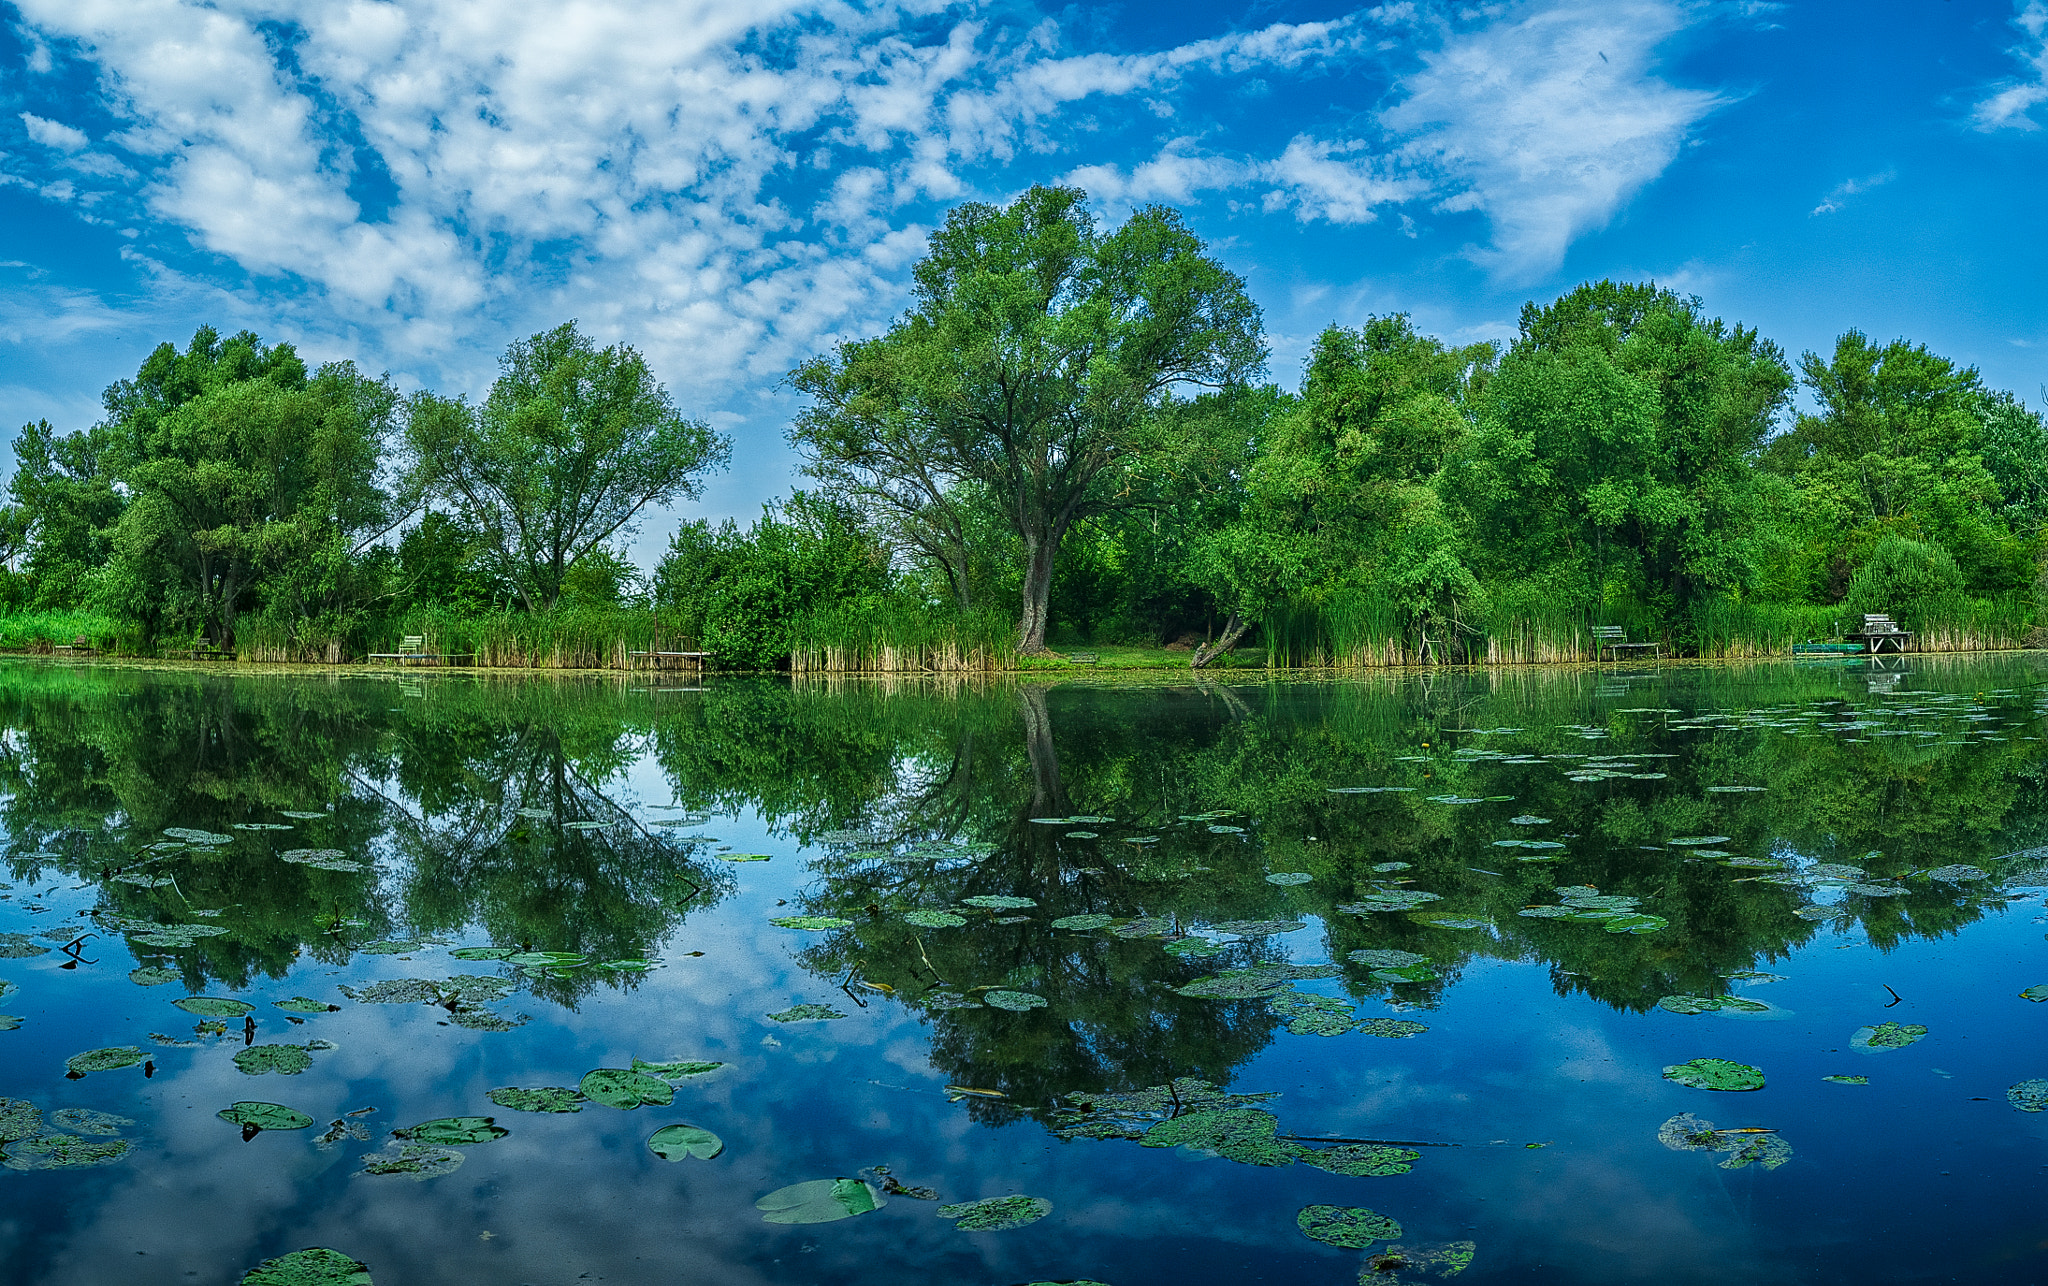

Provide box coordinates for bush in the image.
[1844,535,1965,627]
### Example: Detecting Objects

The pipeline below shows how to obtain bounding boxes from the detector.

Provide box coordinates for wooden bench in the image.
[52,634,97,657]
[186,646,235,662]
[1846,613,1913,655]
[368,636,469,666]
[627,650,712,670]
[1065,652,1099,666]
[1590,625,1660,661]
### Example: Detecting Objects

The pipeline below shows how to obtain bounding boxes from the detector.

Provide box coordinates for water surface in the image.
[2,657,2047,1285]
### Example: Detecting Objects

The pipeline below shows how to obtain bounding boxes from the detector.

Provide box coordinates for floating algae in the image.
[239,1247,372,1285]
[936,1195,1053,1231]
[1297,1205,1401,1248]
[1663,1058,1765,1091]
[767,1004,847,1023]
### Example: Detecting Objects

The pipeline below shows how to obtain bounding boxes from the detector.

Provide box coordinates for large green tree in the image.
[790,185,1265,652]
[93,327,410,649]
[407,321,728,612]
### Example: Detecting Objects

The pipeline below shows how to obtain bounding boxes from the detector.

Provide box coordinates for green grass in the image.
[0,609,126,650]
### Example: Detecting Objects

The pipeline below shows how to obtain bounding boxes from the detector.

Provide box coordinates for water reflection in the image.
[2,657,2046,1284]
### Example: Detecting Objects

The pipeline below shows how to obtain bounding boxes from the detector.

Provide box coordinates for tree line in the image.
[8,183,2046,666]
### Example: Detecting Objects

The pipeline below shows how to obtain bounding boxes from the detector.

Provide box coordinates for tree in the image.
[8,418,125,606]
[790,186,1265,652]
[93,328,411,649]
[407,321,728,612]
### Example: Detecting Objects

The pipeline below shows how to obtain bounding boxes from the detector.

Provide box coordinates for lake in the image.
[2,656,2046,1285]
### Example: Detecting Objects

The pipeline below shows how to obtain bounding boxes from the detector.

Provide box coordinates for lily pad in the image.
[1163,938,1228,957]
[164,827,233,844]
[903,910,968,928]
[1297,1205,1401,1248]
[1301,1143,1419,1177]
[394,1116,507,1146]
[1338,891,1443,914]
[1049,914,1115,931]
[2020,985,2048,1003]
[1670,836,1732,846]
[1207,824,1246,834]
[358,1143,464,1179]
[1265,872,1313,886]
[961,895,1037,910]
[1663,1058,1764,1091]
[128,966,180,986]
[937,1194,1052,1231]
[1656,1112,1792,1169]
[1822,1075,1869,1085]
[487,1086,587,1113]
[0,934,49,958]
[240,1246,373,1285]
[634,1059,725,1079]
[1356,1019,1430,1038]
[338,979,442,1005]
[757,1177,883,1224]
[2,1134,130,1170]
[218,1102,315,1132]
[1509,816,1552,825]
[279,811,330,820]
[647,1123,724,1160]
[1370,861,1413,872]
[984,990,1049,1011]
[768,916,853,930]
[767,1003,847,1023]
[65,1045,144,1075]
[0,1098,41,1142]
[1142,1108,1297,1166]
[1658,995,1769,1016]
[1925,865,1989,882]
[1851,1022,1928,1051]
[275,996,340,1014]
[236,1045,315,1076]
[2007,1079,2048,1112]
[578,1069,674,1109]
[49,1108,130,1136]
[1347,949,1429,968]
[1209,919,1306,936]
[279,850,366,872]
[174,996,256,1018]
[1064,832,1099,840]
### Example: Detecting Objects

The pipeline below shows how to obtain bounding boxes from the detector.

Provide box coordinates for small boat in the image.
[1792,642,1866,655]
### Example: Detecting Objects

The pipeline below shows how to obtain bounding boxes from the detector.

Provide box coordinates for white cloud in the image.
[1380,0,1726,281]
[18,110,89,151]
[1974,1,2048,131]
[1810,168,1894,215]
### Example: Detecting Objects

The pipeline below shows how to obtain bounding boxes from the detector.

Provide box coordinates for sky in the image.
[1,0,2045,567]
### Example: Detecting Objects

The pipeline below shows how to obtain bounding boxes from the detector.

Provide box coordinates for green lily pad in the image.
[0,934,50,958]
[1663,1058,1765,1091]
[961,895,1037,909]
[903,910,968,928]
[984,990,1048,1011]
[1369,964,1438,984]
[65,1045,144,1075]
[128,966,180,986]
[1338,891,1443,914]
[0,1099,40,1143]
[757,1177,883,1224]
[357,942,420,958]
[174,996,255,1018]
[1655,1113,1792,1169]
[1207,824,1246,834]
[1603,913,1669,934]
[1356,1019,1430,1038]
[1050,914,1116,931]
[1300,1143,1419,1177]
[487,1086,587,1113]
[358,1143,464,1179]
[1265,872,1313,886]
[279,850,365,872]
[164,828,233,844]
[338,980,440,1004]
[1142,1108,1297,1166]
[274,997,339,1014]
[1297,1205,1401,1248]
[1064,831,1099,840]
[1925,865,1989,882]
[2020,985,2048,1003]
[233,822,295,831]
[768,1003,847,1022]
[240,1246,373,1285]
[1509,816,1551,825]
[394,1117,506,1146]
[1670,836,1732,846]
[1370,862,1413,872]
[1347,949,1429,968]
[1851,1022,1928,1051]
[218,1102,315,1132]
[578,1069,674,1109]
[49,1108,130,1136]
[236,1045,314,1076]
[2,1134,130,1170]
[1209,919,1306,936]
[449,947,513,961]
[2007,1079,2048,1112]
[1162,938,1228,957]
[1822,1075,1869,1085]
[280,811,329,820]
[633,1059,725,1079]
[1658,996,1770,1015]
[0,1015,19,1030]
[648,1123,725,1160]
[768,916,853,930]
[937,1195,1052,1231]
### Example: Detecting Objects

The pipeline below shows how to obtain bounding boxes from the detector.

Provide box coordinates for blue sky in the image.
[2,0,2045,565]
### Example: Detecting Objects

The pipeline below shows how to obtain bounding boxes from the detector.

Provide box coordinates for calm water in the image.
[3,657,2048,1285]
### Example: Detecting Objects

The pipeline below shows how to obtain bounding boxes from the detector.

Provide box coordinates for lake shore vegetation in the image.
[5,189,2044,672]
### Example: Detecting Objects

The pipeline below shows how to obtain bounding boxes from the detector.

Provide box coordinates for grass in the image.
[0,609,126,651]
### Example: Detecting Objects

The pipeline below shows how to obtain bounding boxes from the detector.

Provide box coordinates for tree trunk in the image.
[1191,610,1251,669]
[1017,532,1056,653]
[1019,686,1063,816]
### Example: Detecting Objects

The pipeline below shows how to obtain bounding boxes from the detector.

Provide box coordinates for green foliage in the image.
[406,321,728,611]
[1844,535,1965,627]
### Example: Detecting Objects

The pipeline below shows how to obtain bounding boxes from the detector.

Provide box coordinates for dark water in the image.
[2,657,2047,1285]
